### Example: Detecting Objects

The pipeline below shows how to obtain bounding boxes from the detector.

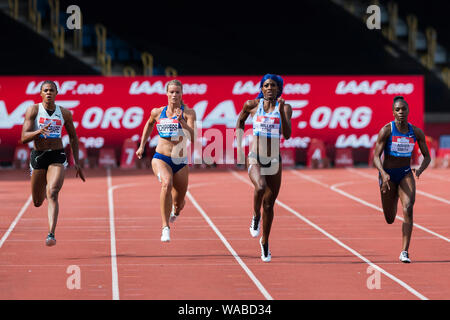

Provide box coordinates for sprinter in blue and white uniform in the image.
[236,74,292,262]
[21,80,85,247]
[373,96,430,263]
[136,80,196,242]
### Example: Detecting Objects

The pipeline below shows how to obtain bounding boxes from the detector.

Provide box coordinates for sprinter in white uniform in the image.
[236,74,292,262]
[21,80,85,246]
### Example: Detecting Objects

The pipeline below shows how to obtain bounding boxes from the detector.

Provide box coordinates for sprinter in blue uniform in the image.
[136,80,196,242]
[236,74,292,262]
[372,96,431,263]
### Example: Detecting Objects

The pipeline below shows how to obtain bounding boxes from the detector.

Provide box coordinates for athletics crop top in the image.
[34,103,64,139]
[252,99,281,138]
[384,121,416,157]
[156,105,185,138]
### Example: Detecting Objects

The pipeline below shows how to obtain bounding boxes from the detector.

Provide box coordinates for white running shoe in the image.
[259,237,271,262]
[169,206,178,223]
[161,226,170,242]
[399,251,411,263]
[249,216,261,238]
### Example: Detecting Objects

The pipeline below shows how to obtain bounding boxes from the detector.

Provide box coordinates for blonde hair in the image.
[166,79,187,107]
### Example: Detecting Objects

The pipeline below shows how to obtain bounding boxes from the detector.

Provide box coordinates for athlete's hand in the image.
[136,146,144,159]
[75,164,85,182]
[278,98,285,113]
[412,168,422,179]
[380,172,391,193]
[175,108,183,121]
[39,122,52,138]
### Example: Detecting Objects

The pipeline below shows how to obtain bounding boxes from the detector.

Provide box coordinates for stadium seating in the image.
[0,10,98,75]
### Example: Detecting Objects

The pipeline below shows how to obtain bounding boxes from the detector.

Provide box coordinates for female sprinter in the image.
[373,96,431,263]
[21,80,85,246]
[236,74,292,262]
[136,80,196,242]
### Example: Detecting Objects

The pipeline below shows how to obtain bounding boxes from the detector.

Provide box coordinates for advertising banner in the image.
[0,75,424,163]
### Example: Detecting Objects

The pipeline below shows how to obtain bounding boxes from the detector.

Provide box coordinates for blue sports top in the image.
[156,105,185,138]
[252,99,281,138]
[384,121,416,157]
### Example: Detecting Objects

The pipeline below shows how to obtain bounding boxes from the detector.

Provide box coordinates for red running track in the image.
[0,167,449,300]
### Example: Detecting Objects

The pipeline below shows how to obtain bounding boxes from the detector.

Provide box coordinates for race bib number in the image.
[39,118,62,138]
[391,136,415,154]
[157,118,181,138]
[254,116,280,137]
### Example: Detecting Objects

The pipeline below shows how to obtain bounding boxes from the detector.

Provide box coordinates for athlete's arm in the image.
[279,98,292,139]
[413,126,431,179]
[136,108,159,159]
[63,108,85,182]
[236,100,255,165]
[21,104,50,143]
[178,107,196,141]
[373,124,391,192]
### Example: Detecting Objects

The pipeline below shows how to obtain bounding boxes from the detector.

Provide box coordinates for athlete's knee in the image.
[254,184,266,196]
[46,186,60,201]
[160,177,173,192]
[402,200,414,213]
[403,207,414,223]
[384,211,396,224]
[385,217,395,224]
[33,198,44,207]
[262,199,275,213]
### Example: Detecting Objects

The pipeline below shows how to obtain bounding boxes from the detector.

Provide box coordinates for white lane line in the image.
[186,190,273,300]
[104,179,214,301]
[230,170,428,300]
[425,172,450,182]
[346,168,450,205]
[292,170,450,243]
[106,168,120,300]
[0,195,32,249]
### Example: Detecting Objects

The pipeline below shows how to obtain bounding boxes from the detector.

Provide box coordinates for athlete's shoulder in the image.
[59,105,70,114]
[28,103,40,111]
[244,99,259,110]
[59,106,73,120]
[380,122,391,130]
[182,105,196,117]
[151,106,165,116]
[411,124,425,137]
[25,103,39,117]
[378,122,392,137]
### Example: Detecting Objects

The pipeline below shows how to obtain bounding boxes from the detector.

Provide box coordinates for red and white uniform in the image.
[34,103,64,139]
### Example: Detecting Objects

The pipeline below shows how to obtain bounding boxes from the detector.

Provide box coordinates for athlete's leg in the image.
[152,158,173,228]
[45,164,65,234]
[379,179,399,224]
[248,163,267,220]
[260,166,282,246]
[398,172,416,252]
[171,165,188,216]
[31,169,47,207]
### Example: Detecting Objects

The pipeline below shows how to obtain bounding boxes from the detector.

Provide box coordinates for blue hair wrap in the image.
[256,74,284,99]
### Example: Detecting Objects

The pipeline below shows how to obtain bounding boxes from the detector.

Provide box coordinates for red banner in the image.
[0,75,424,163]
